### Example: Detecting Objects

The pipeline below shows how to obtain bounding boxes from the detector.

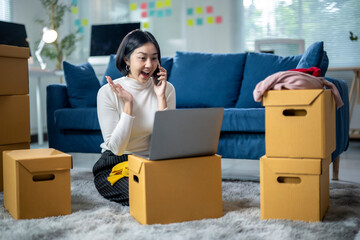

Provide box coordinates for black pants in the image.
[92,150,129,206]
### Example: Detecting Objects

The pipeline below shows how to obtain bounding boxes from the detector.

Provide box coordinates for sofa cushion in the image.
[236,53,301,108]
[221,108,265,132]
[63,61,100,108]
[54,108,100,130]
[100,56,174,86]
[296,41,324,70]
[100,54,123,86]
[169,51,247,108]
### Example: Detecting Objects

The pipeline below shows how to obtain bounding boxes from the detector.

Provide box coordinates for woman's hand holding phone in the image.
[153,65,167,110]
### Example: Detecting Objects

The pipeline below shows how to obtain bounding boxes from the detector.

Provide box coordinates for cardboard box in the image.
[0,44,29,95]
[0,95,30,145]
[129,154,223,225]
[263,89,336,158]
[260,155,331,222]
[0,142,30,192]
[3,148,72,220]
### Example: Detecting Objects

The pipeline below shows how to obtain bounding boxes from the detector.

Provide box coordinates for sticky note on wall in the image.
[156,1,163,8]
[207,17,214,24]
[187,19,194,27]
[195,7,203,14]
[130,3,137,11]
[143,22,150,29]
[215,16,223,24]
[164,0,172,7]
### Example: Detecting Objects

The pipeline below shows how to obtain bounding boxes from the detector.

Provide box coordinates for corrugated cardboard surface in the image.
[0,95,30,145]
[263,89,336,158]
[3,148,72,219]
[129,154,223,225]
[260,155,331,222]
[0,45,29,95]
[0,143,30,192]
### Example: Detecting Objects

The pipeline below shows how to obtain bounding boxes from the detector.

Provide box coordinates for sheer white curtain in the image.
[243,0,360,67]
[0,0,12,21]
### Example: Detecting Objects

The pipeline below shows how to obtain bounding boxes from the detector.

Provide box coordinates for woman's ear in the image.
[123,56,130,66]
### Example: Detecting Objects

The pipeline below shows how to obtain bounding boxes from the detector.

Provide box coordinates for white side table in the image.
[28,67,63,144]
[328,66,360,139]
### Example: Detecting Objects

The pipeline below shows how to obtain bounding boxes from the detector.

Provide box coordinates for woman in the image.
[93,29,176,205]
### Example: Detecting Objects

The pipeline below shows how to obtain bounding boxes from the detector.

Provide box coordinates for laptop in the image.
[133,108,224,160]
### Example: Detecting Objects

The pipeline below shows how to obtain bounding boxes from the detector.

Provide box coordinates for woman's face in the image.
[125,42,159,84]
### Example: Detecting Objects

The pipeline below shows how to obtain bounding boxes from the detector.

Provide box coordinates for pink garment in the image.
[253,71,344,108]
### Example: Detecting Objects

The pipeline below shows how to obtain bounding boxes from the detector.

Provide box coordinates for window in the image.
[243,0,360,67]
[0,0,12,21]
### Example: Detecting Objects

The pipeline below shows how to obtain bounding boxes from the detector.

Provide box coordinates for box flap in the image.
[263,89,324,107]
[0,44,30,59]
[260,155,322,175]
[8,148,72,173]
[128,155,144,174]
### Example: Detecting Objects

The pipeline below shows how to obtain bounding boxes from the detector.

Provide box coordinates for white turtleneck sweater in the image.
[97,76,176,155]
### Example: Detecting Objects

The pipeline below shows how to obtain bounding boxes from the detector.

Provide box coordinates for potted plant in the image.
[36,0,80,70]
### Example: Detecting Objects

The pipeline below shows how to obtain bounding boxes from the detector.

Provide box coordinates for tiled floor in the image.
[31,140,360,184]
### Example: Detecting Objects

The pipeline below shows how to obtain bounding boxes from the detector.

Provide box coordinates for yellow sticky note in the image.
[164,0,171,7]
[82,19,88,26]
[195,7,203,14]
[72,7,78,14]
[156,1,163,8]
[187,19,194,27]
[130,3,137,11]
[143,22,150,29]
[207,17,214,24]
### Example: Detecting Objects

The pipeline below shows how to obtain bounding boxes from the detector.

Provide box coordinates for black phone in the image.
[153,66,160,86]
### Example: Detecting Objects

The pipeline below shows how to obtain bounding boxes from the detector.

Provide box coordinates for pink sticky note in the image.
[215,16,222,24]
[206,6,213,14]
[141,11,148,18]
[141,2,147,9]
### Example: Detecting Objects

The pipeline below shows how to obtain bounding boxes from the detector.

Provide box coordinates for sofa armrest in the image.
[325,77,350,160]
[46,84,71,148]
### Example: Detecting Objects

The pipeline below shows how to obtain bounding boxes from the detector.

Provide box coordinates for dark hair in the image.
[116,29,161,76]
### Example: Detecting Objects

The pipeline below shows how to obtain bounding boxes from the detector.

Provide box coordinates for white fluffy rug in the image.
[1,169,360,240]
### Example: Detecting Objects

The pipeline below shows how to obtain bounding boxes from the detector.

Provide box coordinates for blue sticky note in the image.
[196,18,203,26]
[165,9,172,17]
[149,1,155,9]
[74,19,81,26]
[187,8,193,16]
[149,10,156,17]
[72,0,77,6]
[157,10,164,18]
[78,26,84,33]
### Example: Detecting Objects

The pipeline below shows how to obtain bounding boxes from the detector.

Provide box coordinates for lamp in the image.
[35,27,58,69]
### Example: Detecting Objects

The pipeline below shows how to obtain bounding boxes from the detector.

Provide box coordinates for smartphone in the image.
[153,66,160,86]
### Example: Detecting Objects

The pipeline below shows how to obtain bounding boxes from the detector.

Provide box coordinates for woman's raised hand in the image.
[106,76,133,103]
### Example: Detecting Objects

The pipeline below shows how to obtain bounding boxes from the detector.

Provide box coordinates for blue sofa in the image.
[47,42,349,162]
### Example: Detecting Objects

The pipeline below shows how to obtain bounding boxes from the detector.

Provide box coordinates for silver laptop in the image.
[133,108,224,160]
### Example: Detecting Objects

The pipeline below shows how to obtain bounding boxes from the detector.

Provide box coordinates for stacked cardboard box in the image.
[260,89,336,222]
[129,154,223,225]
[0,45,31,192]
